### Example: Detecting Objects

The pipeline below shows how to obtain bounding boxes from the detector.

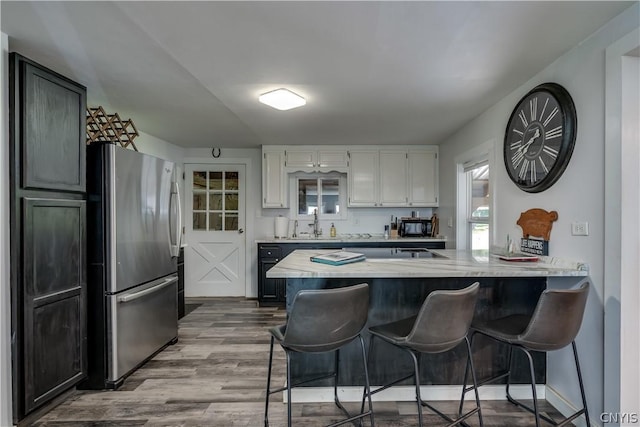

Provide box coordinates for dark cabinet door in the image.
[259,260,285,303]
[177,249,185,319]
[20,61,86,192]
[10,53,88,422]
[22,198,87,412]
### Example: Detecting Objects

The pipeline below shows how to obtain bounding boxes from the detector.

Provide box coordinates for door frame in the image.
[183,157,253,298]
[604,27,640,418]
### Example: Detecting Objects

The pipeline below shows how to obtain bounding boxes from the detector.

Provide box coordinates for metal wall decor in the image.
[86,106,139,150]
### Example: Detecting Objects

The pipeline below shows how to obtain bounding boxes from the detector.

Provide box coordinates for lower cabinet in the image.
[258,246,285,306]
[257,241,446,306]
[177,248,185,319]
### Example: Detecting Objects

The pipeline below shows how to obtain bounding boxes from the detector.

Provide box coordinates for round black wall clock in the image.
[504,82,577,193]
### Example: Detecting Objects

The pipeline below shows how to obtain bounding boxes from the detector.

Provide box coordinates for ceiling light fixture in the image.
[259,88,306,111]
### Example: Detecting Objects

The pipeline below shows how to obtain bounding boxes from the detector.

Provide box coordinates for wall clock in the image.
[504,82,577,193]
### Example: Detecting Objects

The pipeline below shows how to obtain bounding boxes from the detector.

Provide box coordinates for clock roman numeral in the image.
[542,106,559,127]
[519,159,530,180]
[513,128,524,136]
[530,158,537,182]
[539,156,549,174]
[529,98,538,121]
[543,145,558,159]
[512,149,525,169]
[510,140,522,150]
[518,110,528,128]
[545,125,563,140]
[539,98,550,123]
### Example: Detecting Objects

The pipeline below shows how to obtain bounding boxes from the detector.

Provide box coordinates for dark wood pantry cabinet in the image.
[9,53,87,423]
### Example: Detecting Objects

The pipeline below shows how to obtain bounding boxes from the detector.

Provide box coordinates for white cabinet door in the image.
[262,150,287,208]
[408,149,438,206]
[379,151,408,206]
[286,148,348,170]
[348,150,378,206]
[285,149,316,169]
[318,149,348,168]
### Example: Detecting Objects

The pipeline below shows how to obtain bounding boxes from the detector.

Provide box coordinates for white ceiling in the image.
[1,1,635,148]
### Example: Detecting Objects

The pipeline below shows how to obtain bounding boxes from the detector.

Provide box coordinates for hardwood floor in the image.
[31,298,570,426]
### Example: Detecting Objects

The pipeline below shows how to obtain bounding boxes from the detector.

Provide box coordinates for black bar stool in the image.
[365,282,482,427]
[460,281,590,427]
[264,283,374,427]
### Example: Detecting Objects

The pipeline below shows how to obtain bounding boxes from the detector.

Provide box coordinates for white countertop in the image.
[266,249,589,279]
[256,236,446,244]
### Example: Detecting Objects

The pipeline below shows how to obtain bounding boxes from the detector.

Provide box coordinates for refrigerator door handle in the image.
[169,181,182,257]
[117,277,178,303]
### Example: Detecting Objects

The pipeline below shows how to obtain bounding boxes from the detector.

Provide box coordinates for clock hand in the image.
[518,128,541,154]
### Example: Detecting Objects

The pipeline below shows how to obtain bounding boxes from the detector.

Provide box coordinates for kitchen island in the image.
[266,249,589,399]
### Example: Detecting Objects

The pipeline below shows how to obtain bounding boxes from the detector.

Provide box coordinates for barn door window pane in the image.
[192,170,240,231]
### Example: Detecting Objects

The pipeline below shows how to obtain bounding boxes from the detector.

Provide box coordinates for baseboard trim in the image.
[546,385,600,427]
[285,384,545,403]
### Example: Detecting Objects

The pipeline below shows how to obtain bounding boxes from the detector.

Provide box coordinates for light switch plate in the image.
[571,221,589,236]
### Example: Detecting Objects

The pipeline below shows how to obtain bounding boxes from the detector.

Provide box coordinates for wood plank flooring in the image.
[31,298,571,426]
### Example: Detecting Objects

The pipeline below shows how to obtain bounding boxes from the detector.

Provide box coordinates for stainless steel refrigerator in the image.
[83,143,182,389]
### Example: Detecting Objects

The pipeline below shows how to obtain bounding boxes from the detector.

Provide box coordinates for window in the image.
[192,171,239,231]
[293,173,346,220]
[466,163,489,250]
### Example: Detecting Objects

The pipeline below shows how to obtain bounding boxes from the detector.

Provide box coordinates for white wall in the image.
[1,32,14,427]
[135,131,185,165]
[438,4,639,425]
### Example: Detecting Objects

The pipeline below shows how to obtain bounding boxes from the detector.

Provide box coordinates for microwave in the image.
[399,217,432,238]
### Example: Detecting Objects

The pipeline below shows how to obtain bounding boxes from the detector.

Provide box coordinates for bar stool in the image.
[460,282,590,427]
[264,283,374,427]
[365,282,482,427]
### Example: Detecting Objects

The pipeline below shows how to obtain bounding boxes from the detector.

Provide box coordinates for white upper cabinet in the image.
[408,149,438,206]
[379,150,409,206]
[262,148,287,208]
[262,145,438,209]
[285,148,348,171]
[348,146,438,208]
[348,150,379,206]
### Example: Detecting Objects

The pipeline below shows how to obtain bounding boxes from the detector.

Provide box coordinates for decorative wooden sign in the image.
[86,106,139,151]
[516,208,558,256]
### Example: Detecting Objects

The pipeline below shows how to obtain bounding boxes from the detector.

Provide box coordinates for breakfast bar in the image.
[266,248,589,396]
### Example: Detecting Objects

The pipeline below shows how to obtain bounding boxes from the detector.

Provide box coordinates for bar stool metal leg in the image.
[359,335,375,427]
[286,351,292,427]
[573,342,591,427]
[463,336,484,427]
[264,335,275,426]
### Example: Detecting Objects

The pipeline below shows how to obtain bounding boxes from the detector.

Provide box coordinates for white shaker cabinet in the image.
[348,150,379,206]
[379,150,409,206]
[262,149,287,208]
[348,147,438,208]
[285,148,348,171]
[408,149,438,206]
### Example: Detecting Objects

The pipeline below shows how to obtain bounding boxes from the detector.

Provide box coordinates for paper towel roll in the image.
[275,216,289,238]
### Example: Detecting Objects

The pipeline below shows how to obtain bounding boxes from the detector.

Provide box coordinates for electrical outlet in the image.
[571,222,589,236]
[447,217,453,228]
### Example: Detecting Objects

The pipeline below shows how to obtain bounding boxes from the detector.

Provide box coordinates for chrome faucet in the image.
[292,220,298,238]
[309,209,322,238]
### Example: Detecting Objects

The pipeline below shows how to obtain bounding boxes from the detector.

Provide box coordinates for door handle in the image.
[238,228,244,234]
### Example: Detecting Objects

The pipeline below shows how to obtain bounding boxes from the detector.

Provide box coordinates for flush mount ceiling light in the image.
[258,88,306,111]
